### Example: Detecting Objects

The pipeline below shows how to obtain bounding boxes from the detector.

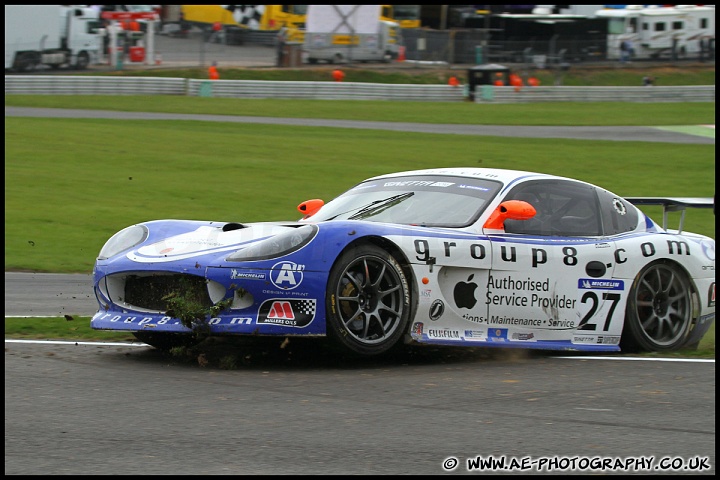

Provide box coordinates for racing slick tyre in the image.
[326,243,410,356]
[620,260,694,353]
[133,331,201,351]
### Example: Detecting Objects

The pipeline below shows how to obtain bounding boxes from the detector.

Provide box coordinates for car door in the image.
[484,180,624,347]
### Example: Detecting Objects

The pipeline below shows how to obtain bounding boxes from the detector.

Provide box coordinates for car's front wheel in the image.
[621,261,694,352]
[326,244,410,356]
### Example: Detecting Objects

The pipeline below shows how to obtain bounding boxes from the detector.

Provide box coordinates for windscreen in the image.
[307,175,502,227]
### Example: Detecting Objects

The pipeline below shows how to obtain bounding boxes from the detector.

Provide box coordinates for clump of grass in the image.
[218,354,241,370]
[161,277,234,340]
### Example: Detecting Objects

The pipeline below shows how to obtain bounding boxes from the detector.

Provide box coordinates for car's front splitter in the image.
[91,307,328,336]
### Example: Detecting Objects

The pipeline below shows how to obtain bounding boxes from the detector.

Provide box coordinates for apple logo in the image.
[429,299,444,320]
[454,274,478,309]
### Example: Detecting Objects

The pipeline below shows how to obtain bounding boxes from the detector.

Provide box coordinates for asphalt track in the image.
[5,320,716,475]
[4,272,95,317]
[4,106,716,144]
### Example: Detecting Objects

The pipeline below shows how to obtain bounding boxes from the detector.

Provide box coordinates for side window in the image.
[629,17,638,33]
[596,188,639,235]
[503,180,601,236]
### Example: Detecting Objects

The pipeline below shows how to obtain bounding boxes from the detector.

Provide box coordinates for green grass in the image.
[5,317,136,342]
[5,94,716,126]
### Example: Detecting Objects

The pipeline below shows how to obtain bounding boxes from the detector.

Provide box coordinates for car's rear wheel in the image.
[621,261,694,352]
[326,244,410,356]
[133,331,201,350]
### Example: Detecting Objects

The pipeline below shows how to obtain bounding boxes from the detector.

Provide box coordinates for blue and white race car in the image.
[92,168,715,356]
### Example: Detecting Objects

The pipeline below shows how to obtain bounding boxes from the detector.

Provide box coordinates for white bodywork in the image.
[365,168,715,350]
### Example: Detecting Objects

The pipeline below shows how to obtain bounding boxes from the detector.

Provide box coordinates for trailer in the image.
[5,5,102,72]
[304,5,402,64]
[178,5,308,43]
[595,5,715,61]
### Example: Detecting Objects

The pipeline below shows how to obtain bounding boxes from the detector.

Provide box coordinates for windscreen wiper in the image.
[347,192,415,220]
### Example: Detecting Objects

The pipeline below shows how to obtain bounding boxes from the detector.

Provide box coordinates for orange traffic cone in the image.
[397,46,406,62]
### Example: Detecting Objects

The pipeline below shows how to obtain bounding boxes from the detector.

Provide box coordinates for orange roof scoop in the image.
[298,198,325,218]
[484,200,536,230]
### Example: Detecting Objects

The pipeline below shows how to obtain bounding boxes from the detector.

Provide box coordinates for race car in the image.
[91,168,715,356]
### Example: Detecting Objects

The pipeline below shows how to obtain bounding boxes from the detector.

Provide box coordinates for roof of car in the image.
[367,167,557,184]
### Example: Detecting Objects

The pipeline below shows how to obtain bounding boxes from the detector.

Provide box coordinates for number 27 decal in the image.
[578,292,621,331]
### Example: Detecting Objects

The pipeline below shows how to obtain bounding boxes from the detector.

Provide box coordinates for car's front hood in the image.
[128,221,302,264]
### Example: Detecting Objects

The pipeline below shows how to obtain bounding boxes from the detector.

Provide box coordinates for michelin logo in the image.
[231,269,266,280]
[578,279,624,290]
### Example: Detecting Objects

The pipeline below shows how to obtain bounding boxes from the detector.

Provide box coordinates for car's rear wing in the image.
[625,197,715,233]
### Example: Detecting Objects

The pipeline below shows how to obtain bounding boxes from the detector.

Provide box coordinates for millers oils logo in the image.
[258,298,316,327]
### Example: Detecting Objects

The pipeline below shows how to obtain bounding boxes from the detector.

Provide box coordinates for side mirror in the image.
[297,198,324,218]
[483,200,536,230]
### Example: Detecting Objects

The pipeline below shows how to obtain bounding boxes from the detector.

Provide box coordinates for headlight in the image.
[227,225,318,262]
[97,225,148,260]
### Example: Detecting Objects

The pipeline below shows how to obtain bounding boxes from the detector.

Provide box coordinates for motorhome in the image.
[595,5,715,60]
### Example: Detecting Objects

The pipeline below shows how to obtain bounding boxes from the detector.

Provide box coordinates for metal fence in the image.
[187,79,465,101]
[222,28,610,66]
[379,29,713,67]
[216,28,714,66]
[143,27,714,69]
[5,75,715,103]
[4,75,187,95]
